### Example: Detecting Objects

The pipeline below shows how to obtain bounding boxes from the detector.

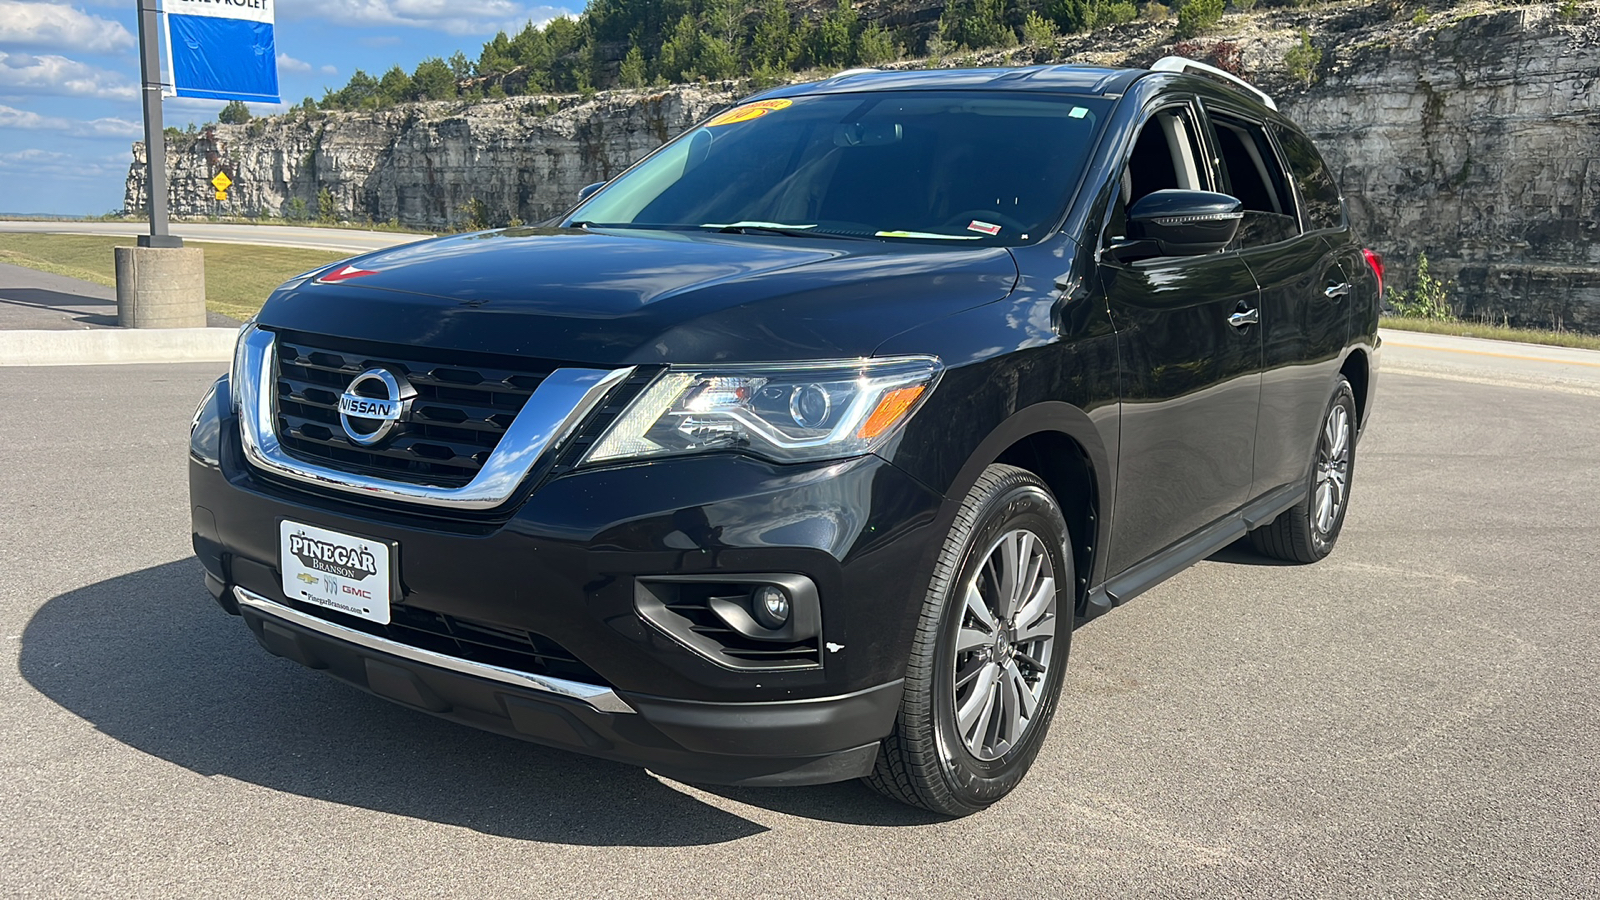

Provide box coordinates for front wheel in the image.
[865,464,1072,816]
[1251,377,1358,563]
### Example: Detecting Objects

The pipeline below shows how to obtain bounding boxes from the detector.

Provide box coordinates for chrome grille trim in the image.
[235,326,634,510]
[235,587,635,714]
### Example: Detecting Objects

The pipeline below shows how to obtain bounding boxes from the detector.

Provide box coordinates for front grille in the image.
[273,336,550,488]
[287,597,610,687]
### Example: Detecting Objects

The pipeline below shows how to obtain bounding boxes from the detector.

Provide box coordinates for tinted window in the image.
[1273,125,1344,232]
[570,92,1109,245]
[1209,112,1298,249]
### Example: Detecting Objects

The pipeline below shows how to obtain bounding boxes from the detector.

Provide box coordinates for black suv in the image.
[190,59,1381,816]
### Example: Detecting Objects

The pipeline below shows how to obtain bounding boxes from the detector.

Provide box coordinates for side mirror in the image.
[576,181,606,203]
[1123,190,1243,257]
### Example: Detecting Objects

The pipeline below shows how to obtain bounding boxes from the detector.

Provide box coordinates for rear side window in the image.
[1273,125,1345,232]
[1207,111,1298,249]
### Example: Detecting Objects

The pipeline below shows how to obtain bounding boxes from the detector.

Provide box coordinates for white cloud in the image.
[284,1,576,36]
[277,52,312,73]
[319,65,338,76]
[0,51,135,98]
[0,102,140,137]
[0,148,129,181]
[0,1,136,54]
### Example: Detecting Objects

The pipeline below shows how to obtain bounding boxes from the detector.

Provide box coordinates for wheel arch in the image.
[933,402,1114,617]
[1340,348,1371,432]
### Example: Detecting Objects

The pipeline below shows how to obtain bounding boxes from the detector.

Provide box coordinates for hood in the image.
[255,227,1018,365]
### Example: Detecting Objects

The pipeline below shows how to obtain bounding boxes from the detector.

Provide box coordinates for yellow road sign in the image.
[211,171,232,192]
[215,190,228,201]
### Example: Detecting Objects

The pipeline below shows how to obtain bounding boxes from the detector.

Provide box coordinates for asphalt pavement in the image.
[0,220,430,254]
[2,351,1598,897]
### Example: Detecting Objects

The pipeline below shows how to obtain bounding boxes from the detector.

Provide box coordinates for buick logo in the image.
[338,368,415,446]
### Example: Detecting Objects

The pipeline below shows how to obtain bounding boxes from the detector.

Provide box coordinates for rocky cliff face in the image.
[125,86,742,230]
[1281,5,1600,331]
[126,3,1600,330]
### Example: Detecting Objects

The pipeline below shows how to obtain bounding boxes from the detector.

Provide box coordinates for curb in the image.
[0,327,236,367]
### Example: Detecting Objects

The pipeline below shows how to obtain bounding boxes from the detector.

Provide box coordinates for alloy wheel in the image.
[1313,403,1352,539]
[949,528,1058,761]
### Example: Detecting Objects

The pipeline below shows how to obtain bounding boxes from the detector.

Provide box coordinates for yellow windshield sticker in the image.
[706,98,793,127]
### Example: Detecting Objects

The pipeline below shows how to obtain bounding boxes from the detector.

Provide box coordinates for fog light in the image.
[752,585,791,630]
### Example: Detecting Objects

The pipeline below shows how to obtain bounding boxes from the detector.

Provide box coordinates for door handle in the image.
[1325,282,1352,300]
[1228,307,1259,328]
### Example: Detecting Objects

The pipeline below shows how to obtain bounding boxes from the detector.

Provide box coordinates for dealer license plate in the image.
[280,520,393,624]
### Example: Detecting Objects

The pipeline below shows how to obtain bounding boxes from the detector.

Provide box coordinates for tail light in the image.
[1362,248,1384,297]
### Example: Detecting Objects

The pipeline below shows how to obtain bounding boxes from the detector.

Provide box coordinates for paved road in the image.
[1381,328,1600,396]
[0,220,430,254]
[2,358,1597,897]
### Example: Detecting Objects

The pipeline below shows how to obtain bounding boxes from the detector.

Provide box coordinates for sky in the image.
[0,0,577,216]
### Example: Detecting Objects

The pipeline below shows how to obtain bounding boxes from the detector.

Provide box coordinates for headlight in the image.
[582,356,942,465]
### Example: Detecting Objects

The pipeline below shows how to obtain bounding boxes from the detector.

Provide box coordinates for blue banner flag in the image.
[164,0,280,104]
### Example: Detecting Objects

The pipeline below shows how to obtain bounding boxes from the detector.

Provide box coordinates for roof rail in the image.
[1149,56,1277,111]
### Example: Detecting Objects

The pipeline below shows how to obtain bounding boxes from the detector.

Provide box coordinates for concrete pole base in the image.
[115,245,207,328]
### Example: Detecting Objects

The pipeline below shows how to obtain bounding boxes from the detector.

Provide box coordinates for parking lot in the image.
[2,360,1596,898]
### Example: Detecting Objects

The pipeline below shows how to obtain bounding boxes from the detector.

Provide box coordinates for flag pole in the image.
[136,0,181,248]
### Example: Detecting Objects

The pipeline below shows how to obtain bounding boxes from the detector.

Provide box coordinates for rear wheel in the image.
[1251,377,1358,563]
[865,464,1072,816]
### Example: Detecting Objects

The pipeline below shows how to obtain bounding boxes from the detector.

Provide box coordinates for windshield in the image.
[567,91,1109,245]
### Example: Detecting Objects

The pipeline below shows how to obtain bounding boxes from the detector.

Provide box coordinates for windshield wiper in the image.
[703,223,877,242]
[568,221,704,231]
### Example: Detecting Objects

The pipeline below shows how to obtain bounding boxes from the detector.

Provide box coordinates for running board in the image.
[1079,482,1305,624]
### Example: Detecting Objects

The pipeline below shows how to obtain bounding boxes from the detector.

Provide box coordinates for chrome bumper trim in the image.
[233,325,634,511]
[234,587,636,715]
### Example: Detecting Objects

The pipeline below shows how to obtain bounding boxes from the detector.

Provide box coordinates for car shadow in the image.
[1206,536,1303,567]
[19,560,781,846]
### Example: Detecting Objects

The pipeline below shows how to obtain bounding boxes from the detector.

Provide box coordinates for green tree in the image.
[750,0,800,71]
[316,187,339,223]
[1174,0,1224,38]
[856,23,899,64]
[376,66,412,106]
[1021,10,1060,44]
[618,45,648,88]
[218,100,252,124]
[448,50,474,79]
[411,56,457,100]
[812,0,860,67]
[658,14,701,81]
[285,196,308,221]
[697,35,740,79]
[940,0,1014,50]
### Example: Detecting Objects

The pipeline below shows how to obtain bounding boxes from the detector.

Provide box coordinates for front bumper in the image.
[191,375,945,784]
[237,587,899,785]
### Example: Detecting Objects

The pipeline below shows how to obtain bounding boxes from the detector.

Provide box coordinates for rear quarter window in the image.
[1273,125,1345,232]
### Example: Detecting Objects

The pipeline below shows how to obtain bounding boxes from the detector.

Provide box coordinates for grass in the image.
[0,233,348,321]
[1381,316,1600,352]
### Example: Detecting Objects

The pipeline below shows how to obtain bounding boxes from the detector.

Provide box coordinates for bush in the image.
[285,197,308,221]
[1142,2,1172,23]
[1284,28,1321,87]
[1022,10,1060,45]
[1174,0,1224,38]
[459,196,490,230]
[1388,253,1453,319]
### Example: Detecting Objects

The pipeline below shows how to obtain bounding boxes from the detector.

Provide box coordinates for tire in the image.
[1250,377,1358,563]
[865,464,1073,816]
